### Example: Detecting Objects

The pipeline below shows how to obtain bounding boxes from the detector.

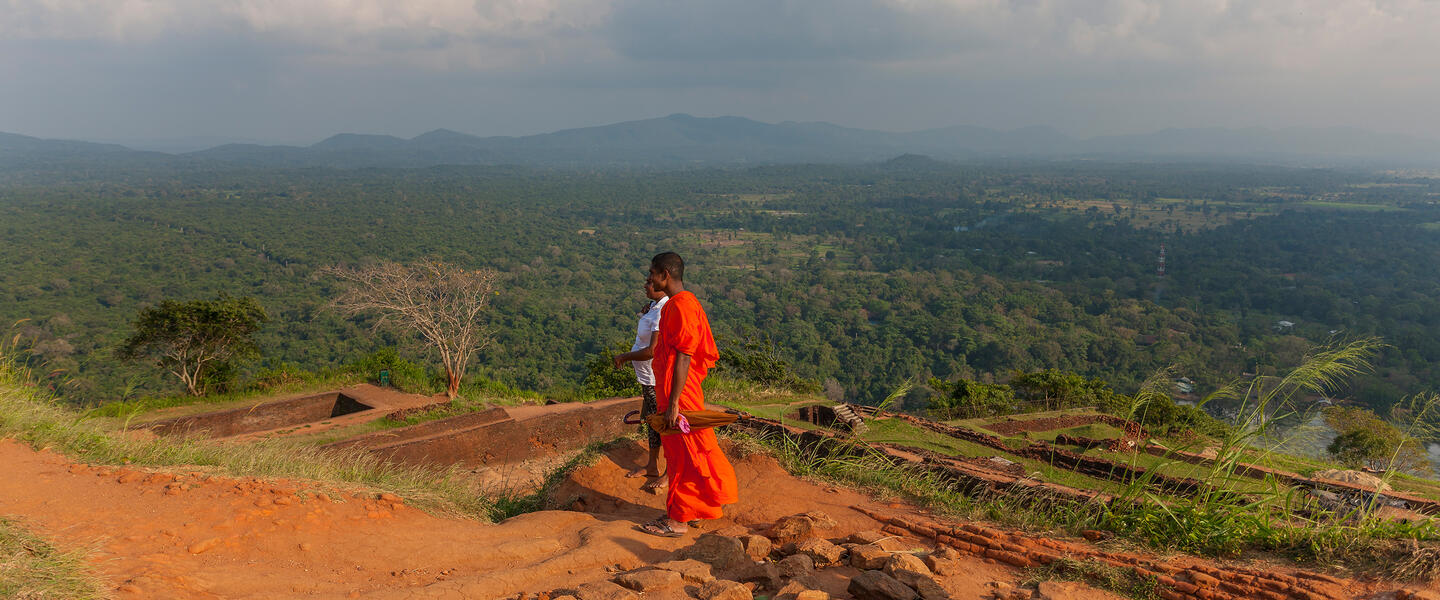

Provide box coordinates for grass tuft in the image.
[0,517,108,600]
[1023,557,1164,600]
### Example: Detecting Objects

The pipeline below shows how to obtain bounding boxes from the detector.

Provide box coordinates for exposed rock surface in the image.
[613,568,683,592]
[655,558,716,584]
[765,511,839,545]
[697,579,753,600]
[794,538,846,566]
[681,534,751,573]
[849,569,920,600]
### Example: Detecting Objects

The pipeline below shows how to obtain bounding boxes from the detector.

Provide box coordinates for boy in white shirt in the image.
[612,280,669,491]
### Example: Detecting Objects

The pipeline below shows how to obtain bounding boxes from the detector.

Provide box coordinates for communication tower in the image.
[1157,244,1166,277]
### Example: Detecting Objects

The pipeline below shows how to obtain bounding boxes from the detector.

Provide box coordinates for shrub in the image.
[347,348,436,393]
[581,347,640,399]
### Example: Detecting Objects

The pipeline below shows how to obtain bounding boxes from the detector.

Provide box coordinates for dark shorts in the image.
[640,384,660,450]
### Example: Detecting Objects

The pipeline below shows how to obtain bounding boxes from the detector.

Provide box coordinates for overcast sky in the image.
[3,0,1438,147]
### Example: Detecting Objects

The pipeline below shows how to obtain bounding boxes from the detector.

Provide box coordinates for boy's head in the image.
[644,279,666,301]
[648,252,684,291]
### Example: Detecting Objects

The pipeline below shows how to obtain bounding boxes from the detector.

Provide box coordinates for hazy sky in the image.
[4,0,1439,146]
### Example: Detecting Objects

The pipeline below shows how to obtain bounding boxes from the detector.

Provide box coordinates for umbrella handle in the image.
[623,410,642,425]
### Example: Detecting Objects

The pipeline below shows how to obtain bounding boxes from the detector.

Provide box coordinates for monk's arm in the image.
[666,351,693,428]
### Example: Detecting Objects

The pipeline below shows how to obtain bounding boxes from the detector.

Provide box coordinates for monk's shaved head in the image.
[651,252,685,281]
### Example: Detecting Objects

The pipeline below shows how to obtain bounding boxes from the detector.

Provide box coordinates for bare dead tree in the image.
[324,259,499,398]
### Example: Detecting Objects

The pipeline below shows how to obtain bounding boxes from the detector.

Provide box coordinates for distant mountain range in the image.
[5,114,1440,171]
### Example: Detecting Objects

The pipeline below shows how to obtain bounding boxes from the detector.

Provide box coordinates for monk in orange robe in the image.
[637,251,738,537]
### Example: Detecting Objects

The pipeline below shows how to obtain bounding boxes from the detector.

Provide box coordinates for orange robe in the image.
[653,290,737,522]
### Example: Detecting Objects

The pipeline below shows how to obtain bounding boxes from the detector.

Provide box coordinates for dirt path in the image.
[2,436,1370,599]
[0,439,684,599]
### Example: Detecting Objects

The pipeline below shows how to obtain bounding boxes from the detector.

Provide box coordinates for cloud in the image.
[0,0,614,70]
[1,0,1439,140]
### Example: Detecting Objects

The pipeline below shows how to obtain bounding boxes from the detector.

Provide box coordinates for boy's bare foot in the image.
[625,468,647,478]
[641,477,666,493]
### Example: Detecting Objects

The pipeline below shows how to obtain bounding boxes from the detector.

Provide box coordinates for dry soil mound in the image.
[1314,468,1391,491]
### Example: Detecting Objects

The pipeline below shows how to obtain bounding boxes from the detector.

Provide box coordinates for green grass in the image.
[726,428,1096,533]
[734,418,1440,578]
[705,376,822,409]
[1030,422,1123,442]
[0,352,499,521]
[861,418,998,458]
[0,517,107,600]
[950,406,1102,430]
[85,375,366,422]
[860,418,1147,498]
[1084,447,1277,495]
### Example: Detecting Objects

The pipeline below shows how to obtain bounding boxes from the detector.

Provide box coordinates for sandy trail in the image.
[0,437,1148,599]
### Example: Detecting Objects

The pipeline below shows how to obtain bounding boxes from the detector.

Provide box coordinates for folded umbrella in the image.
[645,410,739,436]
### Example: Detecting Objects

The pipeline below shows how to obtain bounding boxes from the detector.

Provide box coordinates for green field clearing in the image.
[1301,200,1406,211]
[1028,422,1124,443]
[860,418,1156,498]
[949,406,1104,430]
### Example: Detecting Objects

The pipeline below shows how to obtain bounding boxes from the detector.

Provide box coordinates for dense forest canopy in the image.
[2,160,1438,420]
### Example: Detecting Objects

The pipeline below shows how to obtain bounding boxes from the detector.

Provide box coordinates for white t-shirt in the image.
[630,295,668,386]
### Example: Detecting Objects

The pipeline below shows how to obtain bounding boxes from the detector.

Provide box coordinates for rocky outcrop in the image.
[853,505,1349,600]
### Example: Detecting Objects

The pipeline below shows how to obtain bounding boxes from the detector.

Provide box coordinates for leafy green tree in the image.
[1323,406,1428,472]
[1327,429,1392,470]
[927,377,1014,419]
[717,336,822,393]
[1009,369,1125,411]
[118,294,268,396]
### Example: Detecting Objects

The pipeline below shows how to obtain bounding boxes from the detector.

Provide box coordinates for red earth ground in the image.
[0,437,1434,599]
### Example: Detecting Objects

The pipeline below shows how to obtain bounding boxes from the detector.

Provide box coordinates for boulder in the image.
[885,555,946,599]
[795,538,847,566]
[883,553,932,583]
[778,553,815,577]
[765,511,838,544]
[922,554,961,576]
[697,579,753,600]
[850,544,890,570]
[847,530,890,545]
[681,534,750,572]
[849,570,919,600]
[740,534,773,561]
[574,581,640,600]
[875,537,914,552]
[776,575,827,600]
[736,561,782,591]
[912,578,952,600]
[655,558,716,584]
